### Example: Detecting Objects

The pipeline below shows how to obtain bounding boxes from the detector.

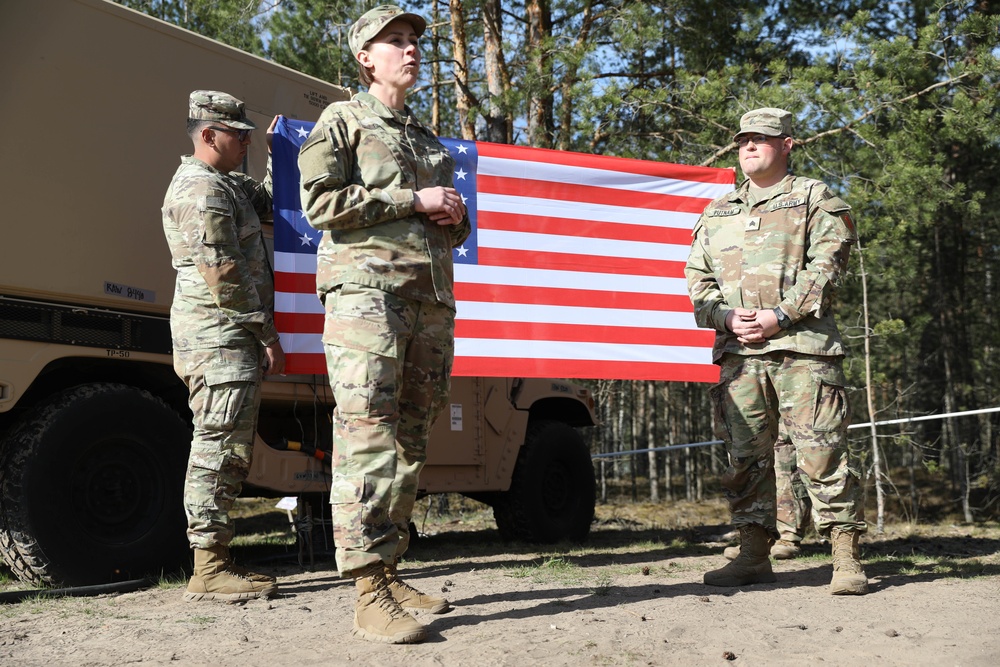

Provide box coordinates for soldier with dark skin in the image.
[685,107,868,595]
[162,91,285,602]
[299,5,470,643]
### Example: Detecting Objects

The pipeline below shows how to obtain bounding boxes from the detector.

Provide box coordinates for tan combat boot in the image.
[829,528,868,595]
[184,544,278,602]
[353,562,427,644]
[705,524,777,587]
[724,537,801,561]
[385,561,451,614]
[769,539,802,560]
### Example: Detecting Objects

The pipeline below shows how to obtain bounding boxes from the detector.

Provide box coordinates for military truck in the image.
[0,0,598,587]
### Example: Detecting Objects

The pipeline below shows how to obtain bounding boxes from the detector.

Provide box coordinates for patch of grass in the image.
[590,572,613,596]
[503,556,584,584]
[155,570,189,591]
[181,615,216,625]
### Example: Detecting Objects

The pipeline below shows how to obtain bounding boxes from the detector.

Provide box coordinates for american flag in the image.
[272,117,734,382]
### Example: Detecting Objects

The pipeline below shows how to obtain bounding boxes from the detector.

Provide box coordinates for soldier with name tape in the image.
[685,107,868,595]
[162,90,285,602]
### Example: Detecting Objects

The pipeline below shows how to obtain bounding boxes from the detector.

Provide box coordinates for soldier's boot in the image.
[385,561,451,614]
[705,524,777,587]
[353,562,427,644]
[228,561,278,584]
[724,537,801,561]
[184,544,278,602]
[769,539,802,560]
[829,528,868,595]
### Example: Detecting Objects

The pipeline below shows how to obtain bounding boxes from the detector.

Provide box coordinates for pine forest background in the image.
[117,0,1000,525]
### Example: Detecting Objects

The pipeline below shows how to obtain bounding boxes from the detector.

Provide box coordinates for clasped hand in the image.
[414,186,466,225]
[725,307,781,344]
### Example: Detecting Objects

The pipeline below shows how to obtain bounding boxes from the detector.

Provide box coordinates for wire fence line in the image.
[590,406,1000,460]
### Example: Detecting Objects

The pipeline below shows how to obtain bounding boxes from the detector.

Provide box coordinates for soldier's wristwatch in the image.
[773,307,792,330]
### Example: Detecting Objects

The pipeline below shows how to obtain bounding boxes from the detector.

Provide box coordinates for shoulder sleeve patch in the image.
[818,196,856,236]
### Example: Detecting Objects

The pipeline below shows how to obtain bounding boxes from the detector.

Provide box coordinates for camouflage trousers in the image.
[711,352,866,538]
[174,345,263,549]
[322,284,454,578]
[774,428,811,542]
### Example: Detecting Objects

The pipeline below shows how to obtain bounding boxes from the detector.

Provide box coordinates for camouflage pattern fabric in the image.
[174,346,263,548]
[687,172,864,538]
[162,155,278,350]
[733,107,793,141]
[298,92,471,309]
[322,283,454,577]
[163,153,275,548]
[774,428,811,542]
[188,90,256,129]
[686,174,856,363]
[347,4,426,55]
[711,352,865,537]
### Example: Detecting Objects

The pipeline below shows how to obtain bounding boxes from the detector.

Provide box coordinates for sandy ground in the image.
[1,508,999,667]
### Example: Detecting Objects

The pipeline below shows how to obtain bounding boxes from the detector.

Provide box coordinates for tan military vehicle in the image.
[0,0,597,587]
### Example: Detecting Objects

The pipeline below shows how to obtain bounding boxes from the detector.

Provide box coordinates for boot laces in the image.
[386,570,422,596]
[370,578,409,619]
[832,534,863,573]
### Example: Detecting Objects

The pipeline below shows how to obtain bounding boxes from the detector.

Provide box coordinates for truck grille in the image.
[0,296,171,354]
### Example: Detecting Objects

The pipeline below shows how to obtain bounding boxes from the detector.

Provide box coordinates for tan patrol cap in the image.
[348,4,426,56]
[188,90,256,130]
[734,107,793,141]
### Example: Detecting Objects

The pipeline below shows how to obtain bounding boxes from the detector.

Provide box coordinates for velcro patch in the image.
[767,197,804,211]
[709,207,740,217]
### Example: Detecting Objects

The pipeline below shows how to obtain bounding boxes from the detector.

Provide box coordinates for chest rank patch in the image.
[709,207,740,217]
[745,216,761,231]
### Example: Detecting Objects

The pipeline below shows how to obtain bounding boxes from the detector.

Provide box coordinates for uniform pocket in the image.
[813,380,850,432]
[200,378,252,431]
[709,381,733,444]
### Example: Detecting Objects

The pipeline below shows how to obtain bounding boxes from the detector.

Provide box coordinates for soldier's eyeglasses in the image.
[736,134,781,147]
[209,126,252,142]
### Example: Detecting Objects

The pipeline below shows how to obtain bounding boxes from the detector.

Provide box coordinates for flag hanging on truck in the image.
[272,117,734,382]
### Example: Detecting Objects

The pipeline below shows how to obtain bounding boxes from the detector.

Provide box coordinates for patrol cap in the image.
[188,90,256,130]
[734,107,793,141]
[348,4,426,56]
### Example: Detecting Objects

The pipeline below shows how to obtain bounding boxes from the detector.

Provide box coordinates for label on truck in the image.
[104,281,156,303]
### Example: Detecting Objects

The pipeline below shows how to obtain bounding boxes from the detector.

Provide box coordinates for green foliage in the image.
[115,0,266,54]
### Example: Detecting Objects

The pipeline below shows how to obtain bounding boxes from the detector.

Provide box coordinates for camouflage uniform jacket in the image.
[298,92,471,308]
[685,174,856,362]
[162,155,278,351]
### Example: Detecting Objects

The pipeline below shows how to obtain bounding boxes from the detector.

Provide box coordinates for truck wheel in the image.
[493,419,595,543]
[0,383,190,586]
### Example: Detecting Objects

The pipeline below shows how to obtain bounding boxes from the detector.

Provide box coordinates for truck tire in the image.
[0,383,191,586]
[493,419,595,543]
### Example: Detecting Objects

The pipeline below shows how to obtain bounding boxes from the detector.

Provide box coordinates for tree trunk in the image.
[857,238,886,533]
[647,381,659,502]
[448,0,475,140]
[525,0,553,148]
[556,1,594,151]
[482,0,512,143]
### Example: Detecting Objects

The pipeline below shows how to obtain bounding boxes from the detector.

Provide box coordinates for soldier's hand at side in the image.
[264,341,285,376]
[414,186,465,225]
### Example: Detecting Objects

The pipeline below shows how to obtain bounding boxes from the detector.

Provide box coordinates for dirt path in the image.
[2,511,998,666]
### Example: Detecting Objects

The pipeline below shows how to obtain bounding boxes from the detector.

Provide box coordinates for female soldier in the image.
[298,4,470,644]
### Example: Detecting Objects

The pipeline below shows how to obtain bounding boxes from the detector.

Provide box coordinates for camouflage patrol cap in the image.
[734,107,793,141]
[348,4,426,56]
[188,90,256,130]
